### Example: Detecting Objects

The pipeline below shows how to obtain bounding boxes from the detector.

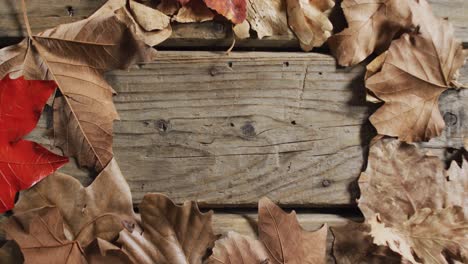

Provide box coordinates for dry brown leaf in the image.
[365,30,465,142]
[286,0,334,51]
[173,0,215,23]
[208,231,269,264]
[240,0,291,40]
[259,197,328,264]
[14,159,134,248]
[208,197,327,264]
[328,0,414,66]
[359,138,468,263]
[203,0,246,24]
[18,0,157,171]
[0,241,24,264]
[331,222,404,264]
[129,0,170,31]
[117,193,216,264]
[86,238,132,264]
[157,0,181,15]
[2,207,87,264]
[0,39,27,79]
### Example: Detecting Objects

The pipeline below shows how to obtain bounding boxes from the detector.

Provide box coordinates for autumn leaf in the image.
[0,75,68,213]
[173,0,215,23]
[1,207,87,264]
[14,158,134,248]
[331,222,404,264]
[208,197,328,264]
[359,138,468,263]
[286,0,334,51]
[237,0,292,40]
[85,238,132,264]
[203,0,247,24]
[328,0,414,66]
[5,0,158,172]
[117,193,216,264]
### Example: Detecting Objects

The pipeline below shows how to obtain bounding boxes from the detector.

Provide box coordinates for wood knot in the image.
[241,122,256,137]
[156,119,171,133]
[66,6,74,17]
[322,179,331,187]
[443,112,457,126]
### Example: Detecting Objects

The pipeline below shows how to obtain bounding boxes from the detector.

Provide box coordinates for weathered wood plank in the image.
[0,0,466,46]
[27,51,468,206]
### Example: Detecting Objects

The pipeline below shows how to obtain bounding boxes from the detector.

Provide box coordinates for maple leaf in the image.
[0,75,68,213]
[203,0,247,24]
[328,0,414,66]
[359,138,468,263]
[331,222,405,264]
[1,207,87,264]
[286,0,334,51]
[208,197,328,264]
[117,193,216,264]
[14,158,134,248]
[0,0,159,172]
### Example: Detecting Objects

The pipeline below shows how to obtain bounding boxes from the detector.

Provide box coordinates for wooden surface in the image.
[0,0,467,47]
[27,51,468,207]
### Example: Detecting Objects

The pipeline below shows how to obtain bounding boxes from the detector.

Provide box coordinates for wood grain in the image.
[27,51,468,207]
[0,0,466,46]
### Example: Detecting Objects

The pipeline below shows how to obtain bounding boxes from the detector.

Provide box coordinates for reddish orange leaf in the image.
[203,0,246,24]
[0,75,68,213]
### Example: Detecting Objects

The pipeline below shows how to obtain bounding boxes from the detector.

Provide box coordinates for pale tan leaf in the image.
[259,197,327,264]
[117,193,216,264]
[360,138,468,263]
[22,0,157,171]
[14,159,135,248]
[331,222,404,264]
[0,39,27,80]
[173,0,215,23]
[129,0,170,31]
[243,0,292,39]
[207,231,269,264]
[365,30,465,142]
[233,20,250,39]
[286,0,334,51]
[329,0,414,66]
[86,238,132,264]
[2,207,87,264]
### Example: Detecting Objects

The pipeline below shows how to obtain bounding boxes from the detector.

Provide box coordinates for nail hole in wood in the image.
[291,120,296,125]
[156,119,170,132]
[228,62,233,68]
[443,112,457,126]
[322,179,331,187]
[66,6,74,17]
[283,62,289,67]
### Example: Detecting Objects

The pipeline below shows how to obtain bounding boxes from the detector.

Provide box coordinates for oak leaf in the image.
[117,193,216,264]
[7,0,157,172]
[359,138,468,263]
[203,0,247,24]
[0,75,68,213]
[1,207,87,264]
[208,197,328,264]
[14,158,134,248]
[286,0,334,51]
[328,0,414,66]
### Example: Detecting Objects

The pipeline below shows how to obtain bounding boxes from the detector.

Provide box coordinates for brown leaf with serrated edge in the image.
[331,222,404,264]
[117,193,216,264]
[328,0,414,66]
[208,197,327,264]
[14,159,134,248]
[359,138,468,263]
[365,30,465,141]
[1,207,87,264]
[19,0,157,171]
[208,231,269,264]
[286,0,334,51]
[203,0,246,24]
[174,0,215,23]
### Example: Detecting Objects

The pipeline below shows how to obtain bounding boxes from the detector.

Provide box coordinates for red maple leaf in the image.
[0,75,68,212]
